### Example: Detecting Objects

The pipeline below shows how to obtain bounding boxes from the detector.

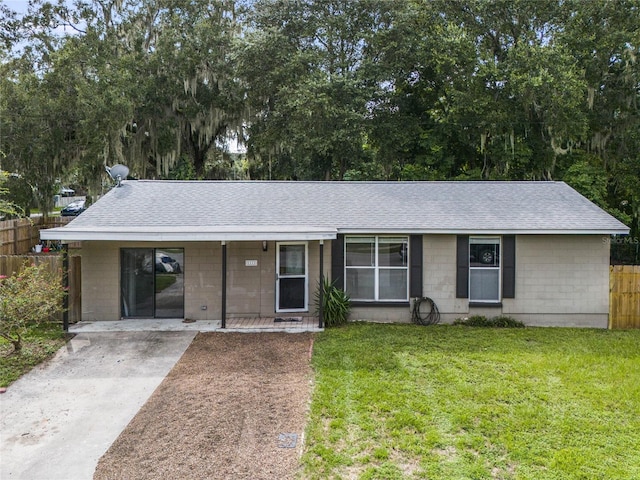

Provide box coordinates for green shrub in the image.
[315,278,351,327]
[454,315,525,328]
[453,315,491,326]
[490,315,525,328]
[0,263,66,353]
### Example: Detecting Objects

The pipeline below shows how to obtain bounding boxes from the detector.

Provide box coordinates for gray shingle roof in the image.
[41,180,630,241]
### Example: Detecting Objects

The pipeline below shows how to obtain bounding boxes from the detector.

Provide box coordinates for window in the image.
[345,236,408,301]
[469,237,500,302]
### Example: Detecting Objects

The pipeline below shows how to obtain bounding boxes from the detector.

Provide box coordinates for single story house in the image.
[41,180,629,328]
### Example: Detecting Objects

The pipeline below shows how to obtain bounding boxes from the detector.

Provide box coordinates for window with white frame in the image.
[469,237,501,302]
[345,236,409,301]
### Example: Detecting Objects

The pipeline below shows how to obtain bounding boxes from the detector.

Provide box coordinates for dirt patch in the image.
[94,332,314,480]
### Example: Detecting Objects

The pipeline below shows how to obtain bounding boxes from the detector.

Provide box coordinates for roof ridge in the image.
[132,179,563,185]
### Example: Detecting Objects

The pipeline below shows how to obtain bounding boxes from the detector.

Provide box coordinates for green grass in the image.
[155,273,177,293]
[303,323,640,480]
[0,322,68,387]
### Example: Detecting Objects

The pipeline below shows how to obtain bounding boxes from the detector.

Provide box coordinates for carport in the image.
[42,220,336,329]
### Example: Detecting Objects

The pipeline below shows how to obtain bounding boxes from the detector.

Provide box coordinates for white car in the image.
[61,199,85,216]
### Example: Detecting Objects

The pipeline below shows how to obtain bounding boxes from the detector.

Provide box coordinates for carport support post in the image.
[221,241,227,329]
[319,240,324,329]
[62,244,69,332]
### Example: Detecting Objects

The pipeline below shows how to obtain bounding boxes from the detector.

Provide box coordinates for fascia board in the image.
[40,227,337,242]
[40,225,630,241]
[338,228,630,235]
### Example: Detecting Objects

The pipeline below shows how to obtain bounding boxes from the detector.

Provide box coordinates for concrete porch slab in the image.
[69,317,324,333]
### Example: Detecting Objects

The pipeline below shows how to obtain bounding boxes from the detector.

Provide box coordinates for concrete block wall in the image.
[80,241,120,321]
[79,235,610,327]
[420,234,610,327]
[184,242,221,321]
[225,242,269,317]
[349,305,412,323]
[502,235,609,327]
[423,235,468,316]
[308,234,610,327]
[80,240,331,321]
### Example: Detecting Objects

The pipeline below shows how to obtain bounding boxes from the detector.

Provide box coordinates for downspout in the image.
[221,241,227,329]
[319,240,324,329]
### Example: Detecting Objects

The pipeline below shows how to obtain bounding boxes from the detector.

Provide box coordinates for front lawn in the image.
[303,323,640,479]
[0,322,67,387]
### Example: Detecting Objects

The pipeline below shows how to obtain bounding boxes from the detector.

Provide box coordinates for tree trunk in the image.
[186,134,212,179]
[193,146,208,178]
[0,332,22,353]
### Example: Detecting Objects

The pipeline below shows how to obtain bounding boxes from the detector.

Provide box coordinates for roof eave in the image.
[40,228,338,242]
[41,226,630,242]
[338,227,630,235]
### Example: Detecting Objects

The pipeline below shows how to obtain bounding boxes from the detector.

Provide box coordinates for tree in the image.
[115,0,246,178]
[364,1,469,180]
[0,2,87,215]
[241,0,392,180]
[0,170,22,218]
[365,0,638,234]
[557,0,640,237]
[374,0,589,181]
[0,263,66,353]
[0,56,78,216]
[1,0,246,206]
[1,0,637,235]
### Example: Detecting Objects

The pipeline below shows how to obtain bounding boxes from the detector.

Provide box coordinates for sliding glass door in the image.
[121,249,154,317]
[121,248,184,318]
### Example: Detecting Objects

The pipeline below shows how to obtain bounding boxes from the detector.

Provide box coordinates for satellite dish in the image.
[105,164,129,187]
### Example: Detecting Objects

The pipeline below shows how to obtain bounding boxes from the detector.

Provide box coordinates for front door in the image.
[121,248,184,318]
[276,242,307,312]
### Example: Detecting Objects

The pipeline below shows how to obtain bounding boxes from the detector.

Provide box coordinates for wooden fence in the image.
[0,254,82,324]
[0,217,74,255]
[609,265,640,329]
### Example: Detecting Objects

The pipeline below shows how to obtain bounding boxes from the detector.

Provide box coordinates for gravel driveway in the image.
[94,332,315,479]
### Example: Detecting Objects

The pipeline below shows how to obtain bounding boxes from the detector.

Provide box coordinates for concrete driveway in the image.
[0,331,196,480]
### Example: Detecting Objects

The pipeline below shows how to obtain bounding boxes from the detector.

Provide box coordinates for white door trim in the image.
[275,241,308,312]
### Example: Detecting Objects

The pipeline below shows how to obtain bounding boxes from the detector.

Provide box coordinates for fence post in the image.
[62,244,69,332]
[608,266,614,330]
[13,221,18,255]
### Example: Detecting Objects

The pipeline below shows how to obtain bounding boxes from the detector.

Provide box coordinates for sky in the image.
[4,0,29,14]
[3,0,81,43]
